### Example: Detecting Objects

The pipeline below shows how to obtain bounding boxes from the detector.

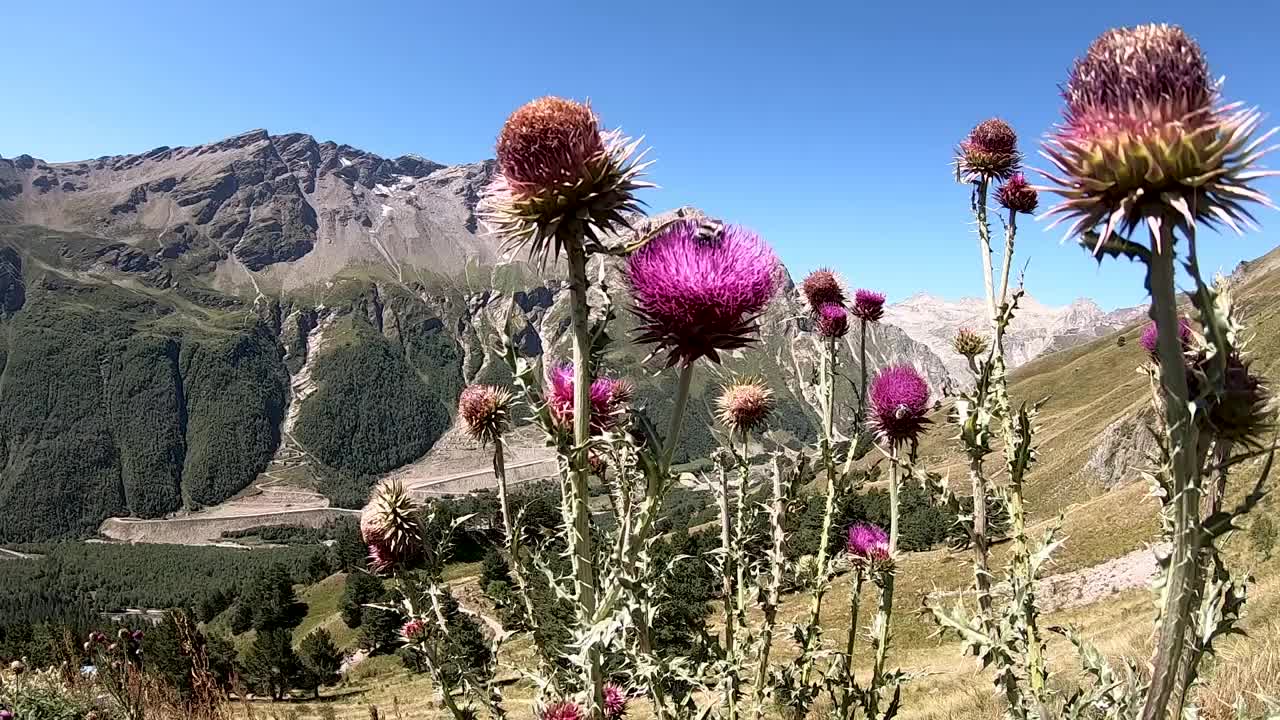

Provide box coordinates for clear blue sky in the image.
[5,0,1279,309]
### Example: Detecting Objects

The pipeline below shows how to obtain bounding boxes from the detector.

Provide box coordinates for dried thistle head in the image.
[851,289,886,323]
[361,482,424,574]
[995,173,1039,214]
[952,327,989,358]
[1042,24,1278,251]
[458,384,512,445]
[1195,353,1275,446]
[716,377,775,434]
[802,268,846,310]
[816,302,850,338]
[957,118,1021,183]
[626,220,779,366]
[868,365,932,445]
[481,97,652,267]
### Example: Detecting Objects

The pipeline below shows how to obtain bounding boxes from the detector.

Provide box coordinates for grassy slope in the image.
[231,246,1280,718]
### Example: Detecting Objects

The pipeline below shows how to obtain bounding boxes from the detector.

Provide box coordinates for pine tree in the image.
[298,628,343,698]
[241,628,301,701]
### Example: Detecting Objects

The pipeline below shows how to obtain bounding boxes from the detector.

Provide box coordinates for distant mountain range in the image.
[0,129,1144,541]
[885,293,1146,388]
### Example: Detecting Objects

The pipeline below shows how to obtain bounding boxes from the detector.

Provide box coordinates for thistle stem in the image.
[859,318,869,422]
[718,458,738,720]
[974,178,998,333]
[751,454,788,720]
[841,567,865,715]
[494,440,538,635]
[968,454,993,616]
[872,445,900,706]
[1142,227,1204,720]
[997,209,1017,313]
[662,363,697,470]
[564,235,604,718]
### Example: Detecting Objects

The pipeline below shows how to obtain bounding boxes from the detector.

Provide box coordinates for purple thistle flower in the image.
[542,702,584,720]
[546,363,632,433]
[995,173,1039,214]
[816,303,849,338]
[868,365,932,444]
[851,289,886,323]
[0,710,12,720]
[626,219,779,366]
[847,522,890,563]
[603,683,629,718]
[1138,316,1193,360]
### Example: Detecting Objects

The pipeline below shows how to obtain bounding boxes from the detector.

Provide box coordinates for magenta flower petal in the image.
[847,522,890,563]
[546,363,632,433]
[816,303,849,338]
[1139,316,1193,359]
[851,289,886,323]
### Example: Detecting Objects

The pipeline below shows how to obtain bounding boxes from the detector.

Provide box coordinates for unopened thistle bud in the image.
[953,327,989,358]
[995,173,1039,214]
[361,482,424,574]
[716,377,775,434]
[458,384,513,446]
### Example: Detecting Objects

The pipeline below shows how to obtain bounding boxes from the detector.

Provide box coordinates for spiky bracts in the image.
[716,377,775,434]
[957,118,1021,183]
[401,619,427,640]
[1139,316,1193,359]
[546,363,632,434]
[996,173,1039,214]
[868,365,932,444]
[603,683,629,719]
[1041,24,1278,251]
[361,482,424,574]
[481,97,652,267]
[1201,353,1274,445]
[541,701,584,720]
[952,327,989,358]
[851,289,886,323]
[802,268,846,310]
[626,219,779,365]
[847,522,891,566]
[458,384,513,445]
[816,302,850,338]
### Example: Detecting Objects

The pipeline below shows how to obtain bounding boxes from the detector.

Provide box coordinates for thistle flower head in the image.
[1138,316,1194,359]
[626,220,779,365]
[716,377,775,434]
[953,327,989,358]
[996,173,1039,214]
[847,522,891,564]
[0,710,12,720]
[957,118,1021,182]
[816,303,850,338]
[401,619,427,640]
[361,482,424,574]
[851,289,886,323]
[541,701,584,720]
[496,97,603,194]
[458,384,513,445]
[603,683,629,719]
[546,363,632,433]
[1042,24,1277,252]
[481,97,651,268]
[868,365,932,444]
[801,268,846,310]
[1187,353,1275,446]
